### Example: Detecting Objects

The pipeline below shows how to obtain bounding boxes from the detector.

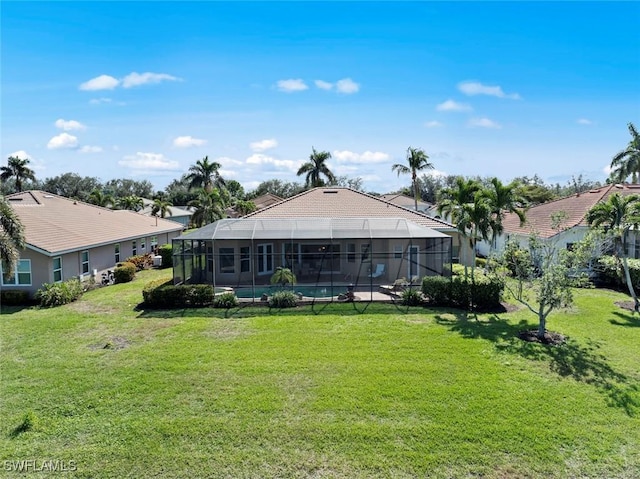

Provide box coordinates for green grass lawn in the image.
[1,269,639,478]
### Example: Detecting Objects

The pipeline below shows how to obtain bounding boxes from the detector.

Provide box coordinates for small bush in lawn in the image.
[36,279,84,307]
[269,290,298,308]
[1,290,30,306]
[12,410,39,436]
[124,254,154,271]
[213,292,239,309]
[401,288,423,306]
[158,244,173,268]
[114,262,136,283]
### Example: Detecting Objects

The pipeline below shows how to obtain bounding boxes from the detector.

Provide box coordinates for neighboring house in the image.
[477,183,640,257]
[140,199,193,228]
[225,193,284,218]
[379,193,437,216]
[2,191,184,297]
[172,187,470,291]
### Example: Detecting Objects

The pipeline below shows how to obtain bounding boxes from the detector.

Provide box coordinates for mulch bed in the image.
[518,329,567,345]
[615,300,638,312]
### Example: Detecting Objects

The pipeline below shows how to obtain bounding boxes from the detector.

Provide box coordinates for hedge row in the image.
[422,274,504,310]
[36,278,84,307]
[159,244,173,268]
[1,290,31,306]
[142,279,216,308]
[597,255,640,290]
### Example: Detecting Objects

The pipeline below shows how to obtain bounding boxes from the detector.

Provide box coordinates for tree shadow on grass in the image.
[610,311,640,328]
[435,312,640,417]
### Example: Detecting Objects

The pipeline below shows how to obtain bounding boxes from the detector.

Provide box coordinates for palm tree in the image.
[392,147,434,211]
[188,189,226,227]
[270,267,297,288]
[117,195,143,211]
[437,178,484,280]
[88,189,115,208]
[485,178,526,253]
[186,156,225,192]
[609,122,640,183]
[151,199,173,218]
[587,193,640,312]
[296,147,335,188]
[0,156,36,193]
[0,195,26,277]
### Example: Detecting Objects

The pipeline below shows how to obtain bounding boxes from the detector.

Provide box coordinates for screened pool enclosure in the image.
[173,217,452,301]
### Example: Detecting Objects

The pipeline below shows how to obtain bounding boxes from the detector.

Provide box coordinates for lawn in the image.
[1,269,639,478]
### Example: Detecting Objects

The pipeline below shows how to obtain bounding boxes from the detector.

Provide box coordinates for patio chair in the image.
[368,263,385,278]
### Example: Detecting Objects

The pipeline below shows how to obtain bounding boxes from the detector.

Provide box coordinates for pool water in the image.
[234,285,340,299]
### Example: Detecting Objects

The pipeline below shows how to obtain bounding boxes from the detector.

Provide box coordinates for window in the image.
[151,236,158,250]
[394,245,403,259]
[360,244,370,263]
[1,259,31,286]
[408,246,419,278]
[115,243,120,263]
[240,246,251,273]
[347,243,356,263]
[219,247,235,273]
[53,257,63,282]
[81,251,90,275]
[132,240,137,256]
[140,238,146,252]
[257,243,273,275]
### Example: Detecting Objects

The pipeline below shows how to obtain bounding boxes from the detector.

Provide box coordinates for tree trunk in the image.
[537,306,547,339]
[621,255,640,312]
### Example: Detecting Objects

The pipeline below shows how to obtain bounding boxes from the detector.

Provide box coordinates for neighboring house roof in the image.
[6,190,184,255]
[252,193,284,210]
[140,199,194,219]
[502,183,640,239]
[244,187,455,230]
[379,193,434,211]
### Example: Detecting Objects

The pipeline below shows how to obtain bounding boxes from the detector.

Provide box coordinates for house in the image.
[378,193,437,216]
[225,193,284,218]
[2,191,184,297]
[139,199,193,228]
[172,187,469,295]
[477,183,640,257]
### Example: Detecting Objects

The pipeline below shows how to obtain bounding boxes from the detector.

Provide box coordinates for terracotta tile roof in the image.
[6,190,184,255]
[502,184,640,238]
[245,187,455,230]
[252,193,284,210]
[379,193,434,209]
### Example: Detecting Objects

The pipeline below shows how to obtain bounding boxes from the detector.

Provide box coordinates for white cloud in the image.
[118,152,180,171]
[250,138,278,152]
[79,145,103,153]
[603,164,613,175]
[246,154,300,171]
[315,80,333,91]
[79,74,120,91]
[218,156,245,168]
[276,79,308,92]
[458,81,520,99]
[468,117,502,129]
[55,119,86,131]
[333,150,390,164]
[424,121,443,128]
[89,97,113,105]
[173,136,207,148]
[436,99,472,112]
[47,133,79,149]
[121,72,181,88]
[577,118,593,125]
[8,150,31,160]
[335,78,360,94]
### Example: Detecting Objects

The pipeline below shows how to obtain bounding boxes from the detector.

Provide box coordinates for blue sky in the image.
[2,1,639,194]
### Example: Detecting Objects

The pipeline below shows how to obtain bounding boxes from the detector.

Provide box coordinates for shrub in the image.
[269,290,298,309]
[114,262,136,284]
[475,257,487,268]
[468,275,504,310]
[597,255,640,290]
[213,292,239,309]
[1,290,29,306]
[400,288,423,306]
[36,279,84,307]
[158,244,173,268]
[142,280,215,308]
[421,274,503,310]
[422,276,451,306]
[124,254,154,271]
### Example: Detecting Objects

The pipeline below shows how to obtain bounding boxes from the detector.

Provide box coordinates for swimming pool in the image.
[234,285,340,299]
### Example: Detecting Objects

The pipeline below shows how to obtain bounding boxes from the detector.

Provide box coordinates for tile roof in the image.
[379,193,434,209]
[252,193,284,210]
[6,191,184,255]
[245,187,455,230]
[139,199,194,218]
[503,184,640,238]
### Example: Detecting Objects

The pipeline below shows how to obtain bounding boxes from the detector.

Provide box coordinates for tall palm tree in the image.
[88,189,115,208]
[437,177,484,280]
[610,122,640,184]
[151,198,173,218]
[0,195,26,277]
[0,156,36,193]
[587,193,640,312]
[188,189,226,227]
[485,177,526,253]
[296,147,335,188]
[186,156,225,192]
[117,195,143,211]
[392,147,434,211]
